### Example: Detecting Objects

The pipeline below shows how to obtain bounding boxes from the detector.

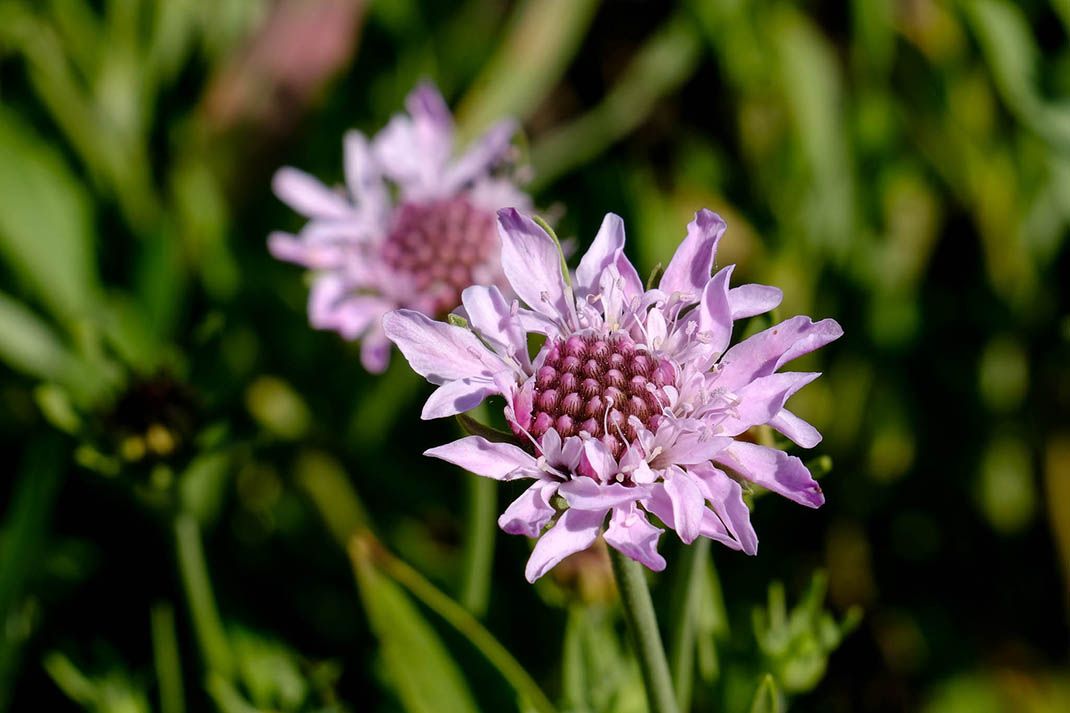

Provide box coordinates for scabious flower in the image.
[268,82,530,372]
[383,209,842,581]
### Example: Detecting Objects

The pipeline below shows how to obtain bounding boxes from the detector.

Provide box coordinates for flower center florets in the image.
[379,197,498,315]
[512,332,677,458]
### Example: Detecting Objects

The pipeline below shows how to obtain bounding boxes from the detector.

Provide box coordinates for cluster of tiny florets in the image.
[379,197,497,315]
[513,333,676,457]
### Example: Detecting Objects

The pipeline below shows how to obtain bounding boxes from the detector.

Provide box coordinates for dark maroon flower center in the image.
[514,333,677,458]
[379,197,497,315]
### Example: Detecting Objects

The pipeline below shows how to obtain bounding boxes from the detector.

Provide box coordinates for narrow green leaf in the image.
[0,107,101,325]
[748,674,781,713]
[352,546,481,713]
[530,11,702,189]
[455,0,602,143]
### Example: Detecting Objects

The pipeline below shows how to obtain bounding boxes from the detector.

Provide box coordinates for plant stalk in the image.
[609,548,682,713]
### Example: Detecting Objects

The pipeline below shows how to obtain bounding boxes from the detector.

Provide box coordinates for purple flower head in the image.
[383,209,842,581]
[269,82,530,372]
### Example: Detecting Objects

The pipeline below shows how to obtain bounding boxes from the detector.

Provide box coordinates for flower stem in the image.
[609,548,682,713]
[174,511,234,680]
[668,537,710,710]
[459,472,496,616]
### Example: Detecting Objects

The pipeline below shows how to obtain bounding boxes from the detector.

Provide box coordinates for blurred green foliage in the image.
[0,0,1068,712]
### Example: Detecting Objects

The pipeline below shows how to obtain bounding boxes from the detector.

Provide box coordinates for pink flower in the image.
[268,82,530,372]
[383,209,842,581]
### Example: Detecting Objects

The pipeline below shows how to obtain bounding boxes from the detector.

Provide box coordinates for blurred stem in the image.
[352,535,559,713]
[459,474,496,616]
[530,10,702,190]
[609,548,681,713]
[458,403,497,616]
[174,511,234,681]
[151,601,185,713]
[455,0,601,143]
[668,537,710,711]
[0,435,65,713]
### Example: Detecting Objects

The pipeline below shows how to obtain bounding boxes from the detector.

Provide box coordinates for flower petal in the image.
[272,167,352,219]
[768,408,822,448]
[499,481,559,538]
[308,277,390,339]
[382,309,510,384]
[716,372,821,436]
[581,437,617,482]
[461,285,529,368]
[525,507,607,582]
[575,213,642,300]
[497,208,571,322]
[699,265,735,359]
[360,326,392,373]
[659,209,726,300]
[728,283,782,320]
[343,130,388,216]
[603,505,666,571]
[422,379,500,419]
[425,436,534,480]
[687,462,758,555]
[714,441,824,508]
[559,478,645,511]
[663,468,705,544]
[715,316,843,391]
[445,119,517,191]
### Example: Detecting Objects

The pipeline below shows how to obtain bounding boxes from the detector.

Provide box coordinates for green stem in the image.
[358,538,559,713]
[668,537,710,710]
[174,512,234,680]
[151,601,185,713]
[459,473,496,616]
[609,548,681,713]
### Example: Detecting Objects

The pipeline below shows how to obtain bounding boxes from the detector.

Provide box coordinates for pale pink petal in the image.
[422,379,501,419]
[461,285,529,368]
[558,478,645,511]
[445,119,517,191]
[382,309,510,384]
[714,441,824,508]
[603,505,666,571]
[273,167,352,219]
[425,436,534,480]
[499,481,559,538]
[687,462,758,555]
[699,265,735,358]
[405,81,453,130]
[308,277,390,339]
[524,507,607,582]
[659,209,726,300]
[716,372,821,436]
[343,130,388,215]
[657,433,732,467]
[497,209,571,322]
[574,213,641,300]
[768,408,822,448]
[728,284,783,320]
[360,326,392,373]
[581,437,617,482]
[662,469,705,544]
[715,316,843,391]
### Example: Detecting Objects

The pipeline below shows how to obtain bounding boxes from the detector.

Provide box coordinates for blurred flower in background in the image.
[270,83,528,371]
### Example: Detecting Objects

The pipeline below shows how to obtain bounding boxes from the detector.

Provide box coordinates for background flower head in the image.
[385,208,842,581]
[269,82,531,372]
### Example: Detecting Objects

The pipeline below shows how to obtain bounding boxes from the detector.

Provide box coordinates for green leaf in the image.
[748,674,780,713]
[353,548,481,713]
[0,292,76,383]
[0,107,102,325]
[967,0,1070,149]
[455,0,601,144]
